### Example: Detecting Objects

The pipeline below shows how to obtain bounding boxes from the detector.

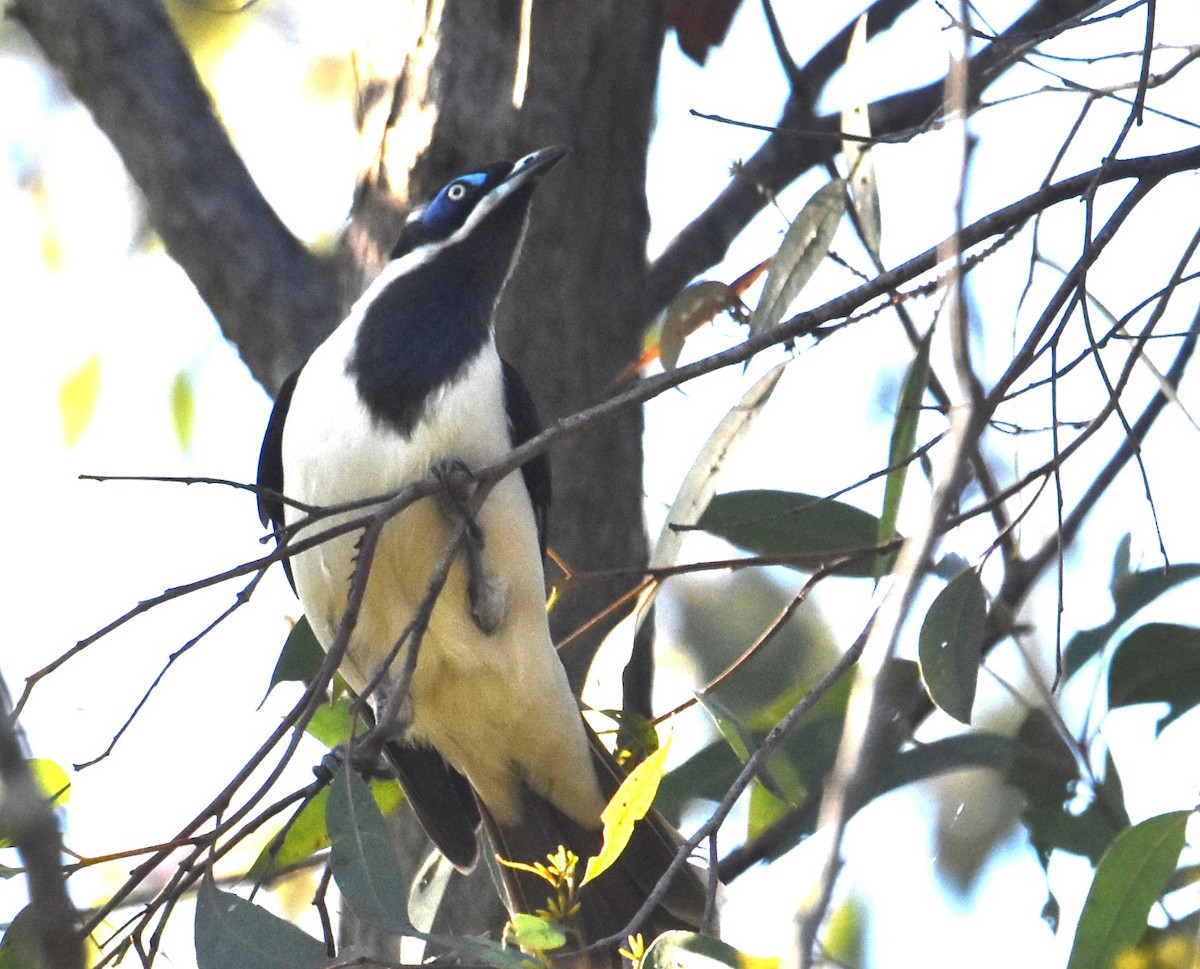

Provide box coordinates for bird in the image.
[256,147,706,950]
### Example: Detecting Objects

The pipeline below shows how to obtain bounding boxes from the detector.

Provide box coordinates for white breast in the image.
[279,326,603,828]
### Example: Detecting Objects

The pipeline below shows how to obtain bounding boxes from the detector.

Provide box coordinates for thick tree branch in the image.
[12,0,340,392]
[0,676,83,969]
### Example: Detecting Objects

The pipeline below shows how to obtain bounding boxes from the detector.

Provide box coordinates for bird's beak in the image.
[504,145,568,190]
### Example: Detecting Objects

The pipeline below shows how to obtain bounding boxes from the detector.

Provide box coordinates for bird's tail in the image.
[480,727,711,957]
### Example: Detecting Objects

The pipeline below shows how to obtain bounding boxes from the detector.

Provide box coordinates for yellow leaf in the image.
[581,734,672,886]
[821,894,866,967]
[59,353,101,447]
[0,759,71,849]
[28,759,70,808]
[41,227,65,273]
[163,0,253,82]
[29,175,65,272]
[170,369,195,454]
[738,956,781,969]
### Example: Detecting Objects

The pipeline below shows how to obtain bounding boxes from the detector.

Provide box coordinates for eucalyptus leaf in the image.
[750,180,846,334]
[249,787,329,880]
[327,764,411,933]
[698,489,888,577]
[878,328,932,572]
[1067,811,1189,969]
[265,616,325,701]
[841,12,881,256]
[638,364,786,633]
[1109,622,1200,733]
[1062,544,1200,680]
[170,368,195,453]
[918,568,987,724]
[658,280,739,371]
[194,876,328,969]
[0,907,48,969]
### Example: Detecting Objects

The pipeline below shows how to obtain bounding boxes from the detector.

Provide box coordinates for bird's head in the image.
[390,146,568,268]
[341,147,567,436]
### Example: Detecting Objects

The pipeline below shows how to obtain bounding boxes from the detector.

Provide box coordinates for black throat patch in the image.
[347,197,529,438]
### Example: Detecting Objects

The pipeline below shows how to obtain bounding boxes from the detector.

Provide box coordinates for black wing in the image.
[256,367,302,591]
[501,358,551,554]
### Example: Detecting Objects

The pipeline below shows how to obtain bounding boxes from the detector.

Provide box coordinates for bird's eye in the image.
[446,183,468,202]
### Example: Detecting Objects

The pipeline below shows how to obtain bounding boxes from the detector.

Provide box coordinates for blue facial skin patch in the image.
[424,171,491,228]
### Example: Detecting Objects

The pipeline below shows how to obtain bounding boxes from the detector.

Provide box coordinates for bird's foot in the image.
[432,458,506,634]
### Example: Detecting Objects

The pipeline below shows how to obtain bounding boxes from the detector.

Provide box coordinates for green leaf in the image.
[326,764,411,932]
[506,913,567,952]
[1067,811,1190,969]
[593,707,660,765]
[698,489,888,577]
[304,698,353,750]
[1006,710,1127,867]
[750,180,846,335]
[747,779,789,841]
[250,788,330,880]
[644,930,779,969]
[194,876,328,969]
[59,353,101,447]
[264,616,325,702]
[170,369,195,454]
[877,328,932,571]
[693,692,791,806]
[869,731,1017,798]
[918,568,987,724]
[1062,544,1200,680]
[1109,623,1200,733]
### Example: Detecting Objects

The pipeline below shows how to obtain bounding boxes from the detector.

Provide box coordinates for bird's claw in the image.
[432,459,482,542]
[314,743,393,783]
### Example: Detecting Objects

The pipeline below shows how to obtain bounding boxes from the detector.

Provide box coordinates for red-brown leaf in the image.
[668,0,743,66]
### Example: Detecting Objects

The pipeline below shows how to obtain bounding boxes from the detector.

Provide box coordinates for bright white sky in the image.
[2,2,1200,967]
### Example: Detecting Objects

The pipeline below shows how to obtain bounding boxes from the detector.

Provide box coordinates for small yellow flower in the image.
[619,933,646,969]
